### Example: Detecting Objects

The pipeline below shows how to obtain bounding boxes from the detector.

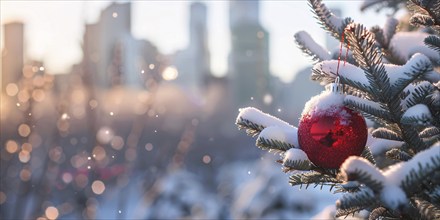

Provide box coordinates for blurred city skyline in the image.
[1,0,394,83]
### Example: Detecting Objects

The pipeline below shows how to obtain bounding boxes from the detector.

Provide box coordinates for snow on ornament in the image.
[298,80,368,168]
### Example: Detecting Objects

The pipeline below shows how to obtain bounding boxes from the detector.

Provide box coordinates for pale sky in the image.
[1,1,395,83]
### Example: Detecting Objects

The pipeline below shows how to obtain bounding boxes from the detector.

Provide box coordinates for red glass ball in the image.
[298,106,367,169]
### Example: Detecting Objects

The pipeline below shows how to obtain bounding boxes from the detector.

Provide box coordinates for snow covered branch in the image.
[308,0,353,40]
[339,144,440,211]
[236,107,293,137]
[294,31,331,63]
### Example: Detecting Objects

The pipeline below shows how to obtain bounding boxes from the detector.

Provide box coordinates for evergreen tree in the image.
[236,0,440,219]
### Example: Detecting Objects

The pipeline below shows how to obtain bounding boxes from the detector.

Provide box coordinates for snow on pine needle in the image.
[401,103,433,125]
[237,107,300,153]
[390,32,440,63]
[340,144,440,210]
[236,107,294,137]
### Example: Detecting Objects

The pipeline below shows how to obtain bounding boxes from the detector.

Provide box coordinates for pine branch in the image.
[360,0,406,13]
[401,81,435,110]
[372,127,403,141]
[429,186,440,205]
[401,124,429,152]
[289,171,340,188]
[281,148,316,172]
[308,0,353,40]
[370,25,386,48]
[365,134,405,156]
[256,136,294,153]
[361,146,377,165]
[236,117,265,137]
[335,207,365,219]
[399,145,440,195]
[339,157,385,194]
[236,107,294,137]
[409,0,440,32]
[369,207,389,220]
[312,60,377,96]
[334,181,361,193]
[256,126,298,154]
[345,23,392,102]
[411,14,436,26]
[294,31,331,63]
[282,159,313,171]
[345,95,394,122]
[386,148,412,161]
[336,187,377,218]
[391,54,434,98]
[401,104,433,126]
[383,17,399,47]
[425,35,440,53]
[414,198,440,220]
[420,127,440,138]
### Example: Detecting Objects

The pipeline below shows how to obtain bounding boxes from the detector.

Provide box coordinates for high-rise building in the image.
[1,22,24,94]
[173,2,211,95]
[229,0,271,109]
[82,2,161,88]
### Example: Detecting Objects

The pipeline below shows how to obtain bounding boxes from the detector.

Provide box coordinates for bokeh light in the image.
[6,83,19,96]
[97,127,114,144]
[5,140,19,154]
[110,136,124,150]
[203,155,212,164]
[62,172,73,184]
[162,66,178,81]
[18,124,31,137]
[145,143,154,151]
[18,150,31,163]
[19,169,32,181]
[45,206,59,220]
[91,180,106,195]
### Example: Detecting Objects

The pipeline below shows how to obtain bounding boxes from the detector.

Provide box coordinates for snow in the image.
[316,60,371,86]
[401,81,433,110]
[328,13,343,31]
[366,134,404,155]
[259,126,299,148]
[283,148,309,163]
[340,156,386,185]
[237,107,293,130]
[402,103,432,124]
[340,144,440,210]
[390,32,440,62]
[316,53,437,92]
[425,70,440,83]
[301,86,345,117]
[223,157,337,219]
[345,95,383,112]
[295,31,331,61]
[380,185,407,210]
[402,103,431,118]
[384,144,440,184]
[387,53,432,86]
[311,205,335,220]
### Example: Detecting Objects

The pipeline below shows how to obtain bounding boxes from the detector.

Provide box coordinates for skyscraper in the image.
[1,22,24,94]
[173,2,211,95]
[229,0,271,109]
[82,2,160,88]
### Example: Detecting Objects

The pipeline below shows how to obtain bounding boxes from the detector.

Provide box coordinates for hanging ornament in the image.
[297,81,367,168]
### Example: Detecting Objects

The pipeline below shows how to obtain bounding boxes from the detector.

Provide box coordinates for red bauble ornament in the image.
[298,83,368,169]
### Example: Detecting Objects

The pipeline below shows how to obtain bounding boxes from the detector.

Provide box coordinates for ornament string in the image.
[333,28,350,93]
[336,29,349,77]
